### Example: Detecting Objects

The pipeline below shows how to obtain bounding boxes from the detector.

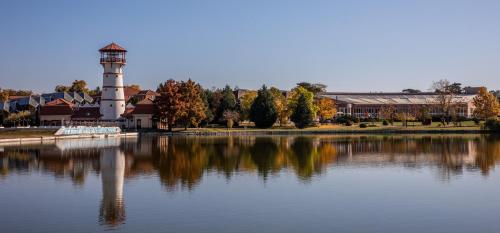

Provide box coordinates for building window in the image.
[116,88,118,91]
[121,104,124,107]
[110,104,113,107]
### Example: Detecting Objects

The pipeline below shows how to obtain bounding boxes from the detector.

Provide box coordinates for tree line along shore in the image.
[1,79,500,133]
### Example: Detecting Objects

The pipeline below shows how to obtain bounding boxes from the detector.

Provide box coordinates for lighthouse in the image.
[99,43,127,120]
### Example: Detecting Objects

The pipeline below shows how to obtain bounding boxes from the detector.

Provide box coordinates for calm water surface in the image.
[1,135,500,233]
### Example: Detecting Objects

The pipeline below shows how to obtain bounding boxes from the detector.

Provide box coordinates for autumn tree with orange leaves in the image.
[473,87,500,120]
[316,97,337,122]
[155,79,185,131]
[179,79,207,129]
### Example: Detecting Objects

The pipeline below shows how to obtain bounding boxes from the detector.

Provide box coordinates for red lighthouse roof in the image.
[99,42,127,52]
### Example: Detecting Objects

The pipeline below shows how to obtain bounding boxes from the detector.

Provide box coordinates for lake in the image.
[1,134,500,233]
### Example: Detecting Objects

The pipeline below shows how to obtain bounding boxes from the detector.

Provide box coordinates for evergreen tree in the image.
[250,85,277,128]
[200,89,214,125]
[218,85,237,123]
[290,94,314,129]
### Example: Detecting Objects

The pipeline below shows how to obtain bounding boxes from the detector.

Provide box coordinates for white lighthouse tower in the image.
[99,43,127,121]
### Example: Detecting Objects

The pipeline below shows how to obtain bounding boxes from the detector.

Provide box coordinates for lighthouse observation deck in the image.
[100,57,126,64]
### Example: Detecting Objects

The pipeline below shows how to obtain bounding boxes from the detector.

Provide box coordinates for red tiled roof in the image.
[124,87,141,101]
[72,107,101,120]
[121,107,135,118]
[45,98,74,106]
[99,42,127,52]
[137,90,156,95]
[132,99,156,115]
[40,98,74,116]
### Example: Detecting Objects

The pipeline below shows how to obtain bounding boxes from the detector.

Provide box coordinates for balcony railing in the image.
[100,57,126,63]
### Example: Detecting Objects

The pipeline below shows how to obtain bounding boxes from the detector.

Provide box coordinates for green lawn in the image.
[179,120,482,133]
[0,129,57,139]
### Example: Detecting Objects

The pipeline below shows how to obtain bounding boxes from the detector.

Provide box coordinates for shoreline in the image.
[163,128,488,136]
[0,127,494,143]
[0,132,138,145]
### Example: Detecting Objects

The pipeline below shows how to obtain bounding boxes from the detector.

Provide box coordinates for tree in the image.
[269,87,289,126]
[316,97,336,121]
[200,89,217,125]
[88,86,101,96]
[250,85,278,128]
[55,85,70,92]
[288,86,319,119]
[290,94,314,129]
[416,106,432,125]
[378,105,396,125]
[4,111,33,126]
[69,80,89,93]
[473,87,500,120]
[4,89,32,96]
[0,90,9,102]
[155,79,185,131]
[431,79,454,124]
[205,88,222,124]
[179,79,206,129]
[447,82,463,94]
[296,82,327,95]
[129,84,141,90]
[218,85,237,123]
[402,88,421,93]
[239,91,257,122]
[223,110,239,128]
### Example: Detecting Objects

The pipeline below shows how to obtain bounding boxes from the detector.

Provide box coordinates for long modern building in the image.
[321,92,477,118]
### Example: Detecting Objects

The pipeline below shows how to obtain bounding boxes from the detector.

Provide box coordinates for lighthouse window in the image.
[116,88,118,91]
[121,104,124,107]
[110,104,113,107]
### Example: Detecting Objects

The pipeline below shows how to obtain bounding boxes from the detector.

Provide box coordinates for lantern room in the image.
[99,42,127,64]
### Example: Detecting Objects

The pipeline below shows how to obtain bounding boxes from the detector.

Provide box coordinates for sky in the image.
[1,0,500,93]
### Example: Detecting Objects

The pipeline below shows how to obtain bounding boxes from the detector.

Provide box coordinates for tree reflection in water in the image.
[1,134,500,226]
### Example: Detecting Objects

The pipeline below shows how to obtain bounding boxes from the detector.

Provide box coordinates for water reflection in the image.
[99,147,126,226]
[1,134,500,227]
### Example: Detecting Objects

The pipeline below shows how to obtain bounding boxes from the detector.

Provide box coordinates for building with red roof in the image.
[39,98,75,126]
[122,99,156,129]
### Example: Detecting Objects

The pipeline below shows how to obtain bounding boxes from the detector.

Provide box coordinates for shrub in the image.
[359,123,367,128]
[382,120,389,126]
[334,115,359,124]
[484,118,500,131]
[473,118,480,125]
[345,120,353,126]
[421,118,432,126]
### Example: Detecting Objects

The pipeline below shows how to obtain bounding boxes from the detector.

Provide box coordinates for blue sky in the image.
[1,0,499,93]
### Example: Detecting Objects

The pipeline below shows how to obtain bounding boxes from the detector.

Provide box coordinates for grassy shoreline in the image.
[0,121,490,139]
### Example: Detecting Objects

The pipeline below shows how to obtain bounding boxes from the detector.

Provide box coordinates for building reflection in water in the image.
[99,147,126,226]
[1,134,500,226]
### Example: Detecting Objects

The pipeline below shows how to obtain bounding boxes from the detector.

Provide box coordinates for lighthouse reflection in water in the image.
[99,146,126,226]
